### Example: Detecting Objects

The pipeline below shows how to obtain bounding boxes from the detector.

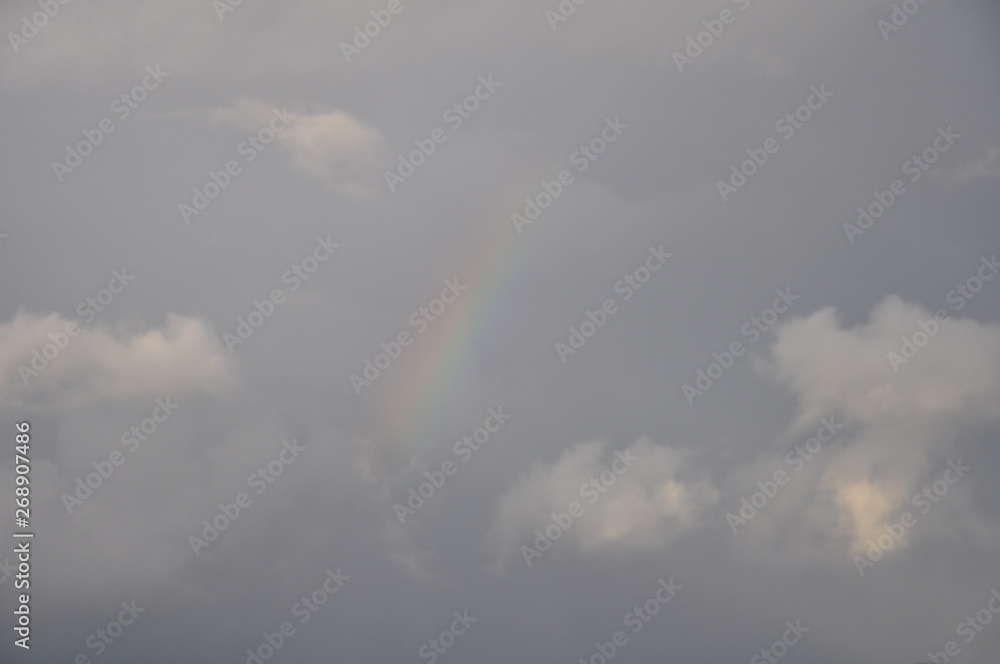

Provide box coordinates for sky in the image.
[1,0,999,662]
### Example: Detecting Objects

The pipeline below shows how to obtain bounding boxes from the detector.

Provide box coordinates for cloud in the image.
[747,295,1000,557]
[759,295,1000,429]
[208,97,385,193]
[489,438,718,566]
[0,311,237,409]
[277,110,385,191]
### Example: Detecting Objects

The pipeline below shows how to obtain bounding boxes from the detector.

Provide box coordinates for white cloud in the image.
[277,110,384,189]
[489,438,718,566]
[745,295,1000,558]
[759,295,1000,429]
[206,97,385,194]
[0,311,237,410]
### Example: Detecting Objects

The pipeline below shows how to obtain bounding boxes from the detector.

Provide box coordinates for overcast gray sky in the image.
[1,0,999,662]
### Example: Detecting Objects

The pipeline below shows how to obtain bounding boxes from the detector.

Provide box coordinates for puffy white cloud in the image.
[746,295,1000,557]
[207,97,385,193]
[489,437,718,566]
[760,295,1000,428]
[277,110,384,191]
[0,311,237,409]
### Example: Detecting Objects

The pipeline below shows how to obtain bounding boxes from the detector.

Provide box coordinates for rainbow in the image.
[370,189,552,457]
[369,113,609,455]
